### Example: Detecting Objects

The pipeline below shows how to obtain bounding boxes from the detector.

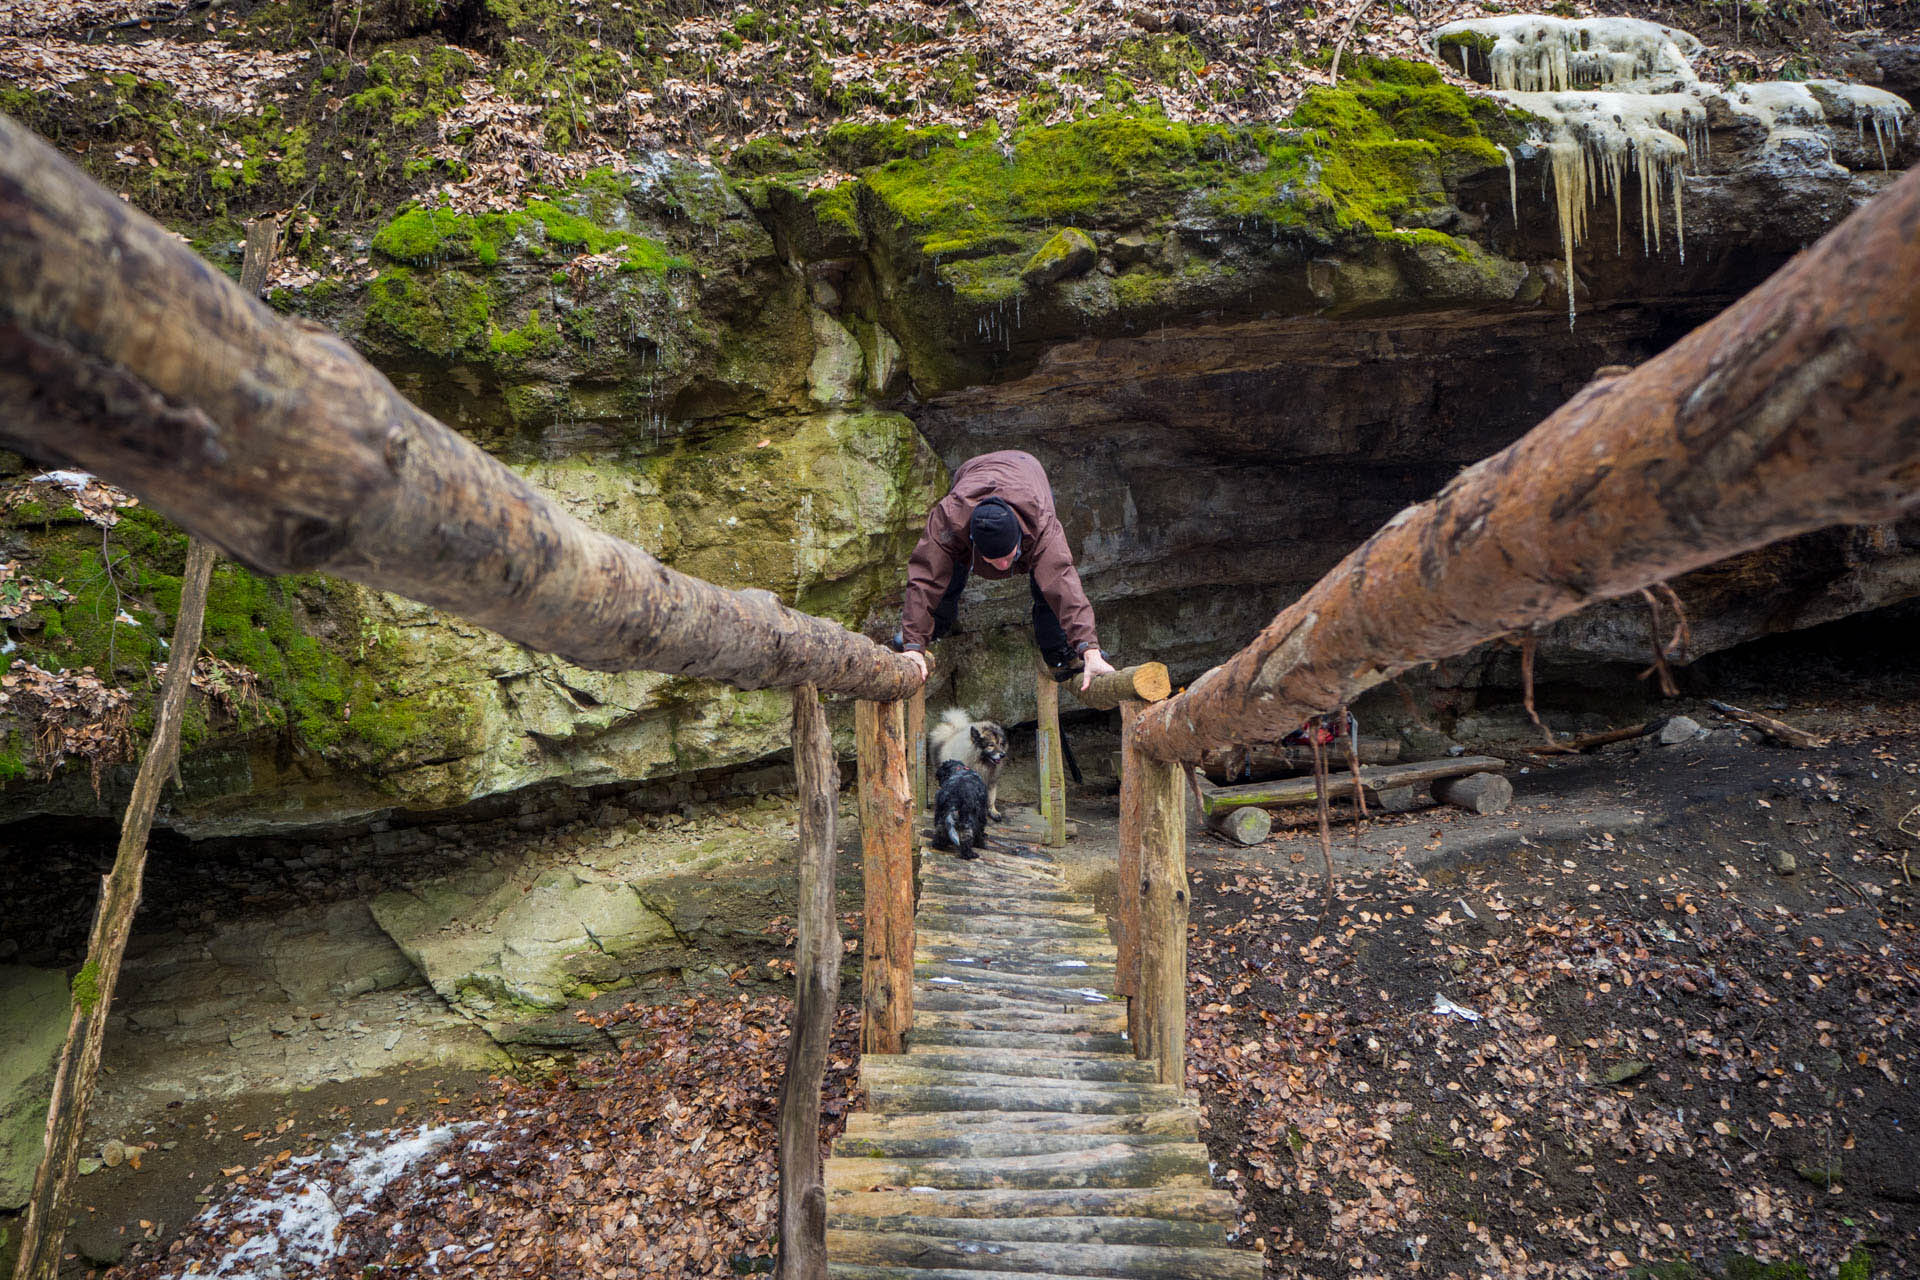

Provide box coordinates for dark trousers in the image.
[930,559,1074,666]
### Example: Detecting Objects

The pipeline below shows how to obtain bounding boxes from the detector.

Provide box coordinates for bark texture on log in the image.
[1203,803,1273,846]
[1135,168,1920,762]
[0,117,918,703]
[857,699,915,1055]
[907,688,928,815]
[12,540,216,1280]
[1200,739,1400,781]
[1432,772,1513,815]
[1196,757,1506,814]
[1035,656,1067,848]
[776,685,838,1280]
[1130,742,1187,1086]
[1074,663,1172,711]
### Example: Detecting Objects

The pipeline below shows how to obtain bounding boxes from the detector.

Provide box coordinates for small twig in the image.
[1339,703,1367,833]
[1519,633,1554,747]
[1636,585,1690,696]
[1327,0,1373,83]
[1706,699,1829,749]
[1310,732,1337,918]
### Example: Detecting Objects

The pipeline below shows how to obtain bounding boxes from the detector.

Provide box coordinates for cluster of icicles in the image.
[1433,15,1912,323]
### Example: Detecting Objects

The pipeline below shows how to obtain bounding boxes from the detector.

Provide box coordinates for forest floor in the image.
[85,624,1919,1280]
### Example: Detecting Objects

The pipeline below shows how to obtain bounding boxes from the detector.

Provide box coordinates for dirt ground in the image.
[1162,622,1920,1279]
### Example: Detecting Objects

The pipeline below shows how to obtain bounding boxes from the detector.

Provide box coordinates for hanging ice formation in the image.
[1432,15,1913,325]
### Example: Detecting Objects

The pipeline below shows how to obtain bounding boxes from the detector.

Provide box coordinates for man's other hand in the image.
[1078,647,1116,693]
[902,649,930,683]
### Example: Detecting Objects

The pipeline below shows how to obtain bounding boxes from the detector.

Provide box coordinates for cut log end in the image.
[1432,771,1513,815]
[1203,804,1271,846]
[1075,662,1172,711]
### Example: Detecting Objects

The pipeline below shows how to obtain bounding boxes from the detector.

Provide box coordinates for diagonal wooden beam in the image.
[0,114,918,702]
[1135,167,1920,762]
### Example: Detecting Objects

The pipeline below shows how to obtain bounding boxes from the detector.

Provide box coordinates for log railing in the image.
[0,114,917,1280]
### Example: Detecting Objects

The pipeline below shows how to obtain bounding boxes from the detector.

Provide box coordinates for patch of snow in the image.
[167,1125,465,1280]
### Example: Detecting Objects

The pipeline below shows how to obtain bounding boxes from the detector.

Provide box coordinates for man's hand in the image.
[1078,647,1116,693]
[902,649,931,684]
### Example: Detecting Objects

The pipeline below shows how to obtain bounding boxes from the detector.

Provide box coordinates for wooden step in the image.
[864,1052,1155,1084]
[906,1031,1131,1055]
[828,1187,1237,1222]
[914,1010,1128,1034]
[918,954,1115,976]
[917,897,1100,920]
[824,1143,1210,1191]
[916,917,1110,941]
[917,936,1117,961]
[832,1131,1193,1160]
[917,933,1118,958]
[842,1109,1198,1140]
[827,1232,1266,1280]
[865,1083,1180,1116]
[919,966,1118,995]
[916,992,1118,1018]
[919,888,1087,906]
[825,1214,1229,1249]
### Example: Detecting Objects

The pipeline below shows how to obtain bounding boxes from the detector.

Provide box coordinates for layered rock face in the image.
[2,20,1916,833]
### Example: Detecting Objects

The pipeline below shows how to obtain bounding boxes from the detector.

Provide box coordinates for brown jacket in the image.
[901,451,1099,653]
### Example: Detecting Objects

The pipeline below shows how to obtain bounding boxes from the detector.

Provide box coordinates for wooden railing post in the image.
[856,699,914,1053]
[906,687,927,815]
[1034,656,1067,847]
[1116,700,1145,1047]
[1127,730,1188,1087]
[776,685,837,1280]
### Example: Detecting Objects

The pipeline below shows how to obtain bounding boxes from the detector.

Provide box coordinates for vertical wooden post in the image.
[776,685,837,1280]
[1129,735,1188,1088]
[856,699,914,1054]
[1033,656,1067,847]
[12,541,216,1280]
[1115,700,1144,1044]
[906,687,927,815]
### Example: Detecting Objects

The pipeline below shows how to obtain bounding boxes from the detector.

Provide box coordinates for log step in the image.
[824,1143,1210,1191]
[864,1084,1182,1116]
[825,1214,1229,1249]
[832,1131,1193,1160]
[828,1187,1237,1222]
[918,965,1118,992]
[907,1029,1130,1054]
[864,1052,1157,1083]
[841,1109,1199,1140]
[826,1233,1266,1280]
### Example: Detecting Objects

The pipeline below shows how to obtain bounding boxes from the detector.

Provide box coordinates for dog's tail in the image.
[928,706,972,757]
[946,809,974,859]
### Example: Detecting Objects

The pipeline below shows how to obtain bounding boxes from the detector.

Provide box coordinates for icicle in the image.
[1497,144,1518,227]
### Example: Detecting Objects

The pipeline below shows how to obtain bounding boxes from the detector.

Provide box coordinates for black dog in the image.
[932,759,991,860]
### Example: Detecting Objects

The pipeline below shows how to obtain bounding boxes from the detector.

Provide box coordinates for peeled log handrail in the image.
[1135,167,1920,762]
[0,115,917,703]
[1073,662,1172,711]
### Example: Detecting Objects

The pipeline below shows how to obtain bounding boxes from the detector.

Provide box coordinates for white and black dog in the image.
[932,760,992,860]
[928,707,1009,821]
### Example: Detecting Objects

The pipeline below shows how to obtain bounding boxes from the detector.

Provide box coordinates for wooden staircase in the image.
[824,845,1261,1280]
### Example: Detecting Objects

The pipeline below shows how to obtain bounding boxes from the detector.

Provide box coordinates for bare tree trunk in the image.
[1134,167,1920,762]
[776,685,838,1280]
[12,540,216,1280]
[0,116,917,703]
[856,700,914,1054]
